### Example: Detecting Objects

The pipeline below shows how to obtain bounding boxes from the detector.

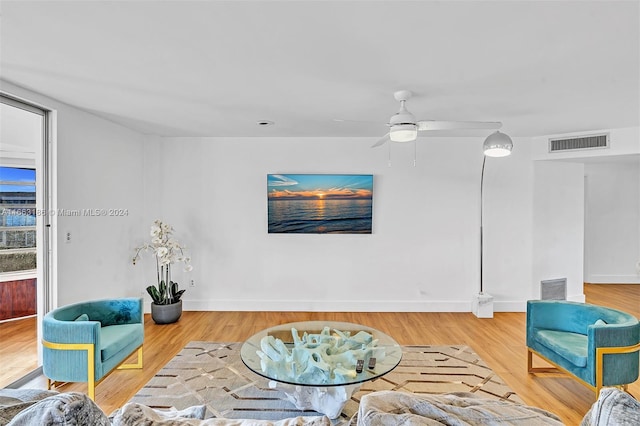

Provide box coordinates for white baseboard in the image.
[494,300,527,312]
[183,299,531,313]
[146,294,596,314]
[567,293,586,303]
[584,275,640,284]
[184,299,472,312]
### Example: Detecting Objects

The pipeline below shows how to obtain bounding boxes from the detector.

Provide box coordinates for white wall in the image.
[532,127,640,289]
[482,140,533,310]
[532,161,585,302]
[584,160,640,283]
[1,81,147,306]
[6,80,633,311]
[53,108,148,304]
[138,135,532,312]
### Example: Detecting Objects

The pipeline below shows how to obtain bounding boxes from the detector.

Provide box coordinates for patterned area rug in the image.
[129,341,522,425]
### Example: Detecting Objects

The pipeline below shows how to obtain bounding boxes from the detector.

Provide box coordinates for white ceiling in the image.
[1,0,639,139]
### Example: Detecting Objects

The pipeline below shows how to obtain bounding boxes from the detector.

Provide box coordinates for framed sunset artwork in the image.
[267,174,373,234]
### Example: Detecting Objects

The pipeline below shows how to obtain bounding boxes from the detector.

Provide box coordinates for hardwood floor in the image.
[5,284,639,425]
[0,316,38,387]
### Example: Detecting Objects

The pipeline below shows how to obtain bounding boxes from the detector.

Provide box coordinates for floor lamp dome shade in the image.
[483,131,513,157]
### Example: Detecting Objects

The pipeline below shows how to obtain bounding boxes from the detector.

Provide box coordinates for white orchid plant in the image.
[133,220,193,305]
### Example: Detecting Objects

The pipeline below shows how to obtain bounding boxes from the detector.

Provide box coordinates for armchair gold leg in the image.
[88,346,95,400]
[528,347,597,393]
[88,377,95,401]
[527,349,561,373]
[117,346,143,370]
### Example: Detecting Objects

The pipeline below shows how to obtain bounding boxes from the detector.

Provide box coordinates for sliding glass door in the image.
[0,94,52,387]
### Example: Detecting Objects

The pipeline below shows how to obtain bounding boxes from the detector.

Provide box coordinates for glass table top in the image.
[240,321,402,387]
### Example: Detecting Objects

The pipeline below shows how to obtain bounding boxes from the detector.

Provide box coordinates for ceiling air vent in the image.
[549,133,609,153]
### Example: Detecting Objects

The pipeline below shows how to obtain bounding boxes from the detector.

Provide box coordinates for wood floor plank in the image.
[3,284,639,425]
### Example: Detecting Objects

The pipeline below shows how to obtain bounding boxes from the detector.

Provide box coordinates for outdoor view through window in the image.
[0,166,36,273]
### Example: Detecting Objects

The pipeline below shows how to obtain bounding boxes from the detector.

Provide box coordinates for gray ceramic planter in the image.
[151,299,182,324]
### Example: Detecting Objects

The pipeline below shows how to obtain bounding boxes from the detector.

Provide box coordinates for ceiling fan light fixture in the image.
[483,131,513,157]
[389,124,418,142]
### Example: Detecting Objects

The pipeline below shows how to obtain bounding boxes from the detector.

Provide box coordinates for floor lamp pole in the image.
[480,156,486,294]
[474,155,494,318]
[474,130,512,318]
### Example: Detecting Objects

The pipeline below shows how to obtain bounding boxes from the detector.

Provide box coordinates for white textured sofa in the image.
[1,387,639,425]
[0,390,328,426]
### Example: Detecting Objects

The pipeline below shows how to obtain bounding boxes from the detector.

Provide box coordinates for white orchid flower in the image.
[150,225,161,236]
[133,220,194,305]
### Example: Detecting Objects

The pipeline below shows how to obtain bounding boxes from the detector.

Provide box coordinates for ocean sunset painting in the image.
[267,174,373,234]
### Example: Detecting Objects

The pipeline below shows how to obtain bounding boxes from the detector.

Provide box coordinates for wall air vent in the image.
[541,278,567,300]
[549,133,609,153]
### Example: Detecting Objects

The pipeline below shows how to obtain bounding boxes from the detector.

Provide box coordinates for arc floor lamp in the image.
[473,131,513,318]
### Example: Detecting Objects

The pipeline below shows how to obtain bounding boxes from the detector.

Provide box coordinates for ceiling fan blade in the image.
[371,133,390,148]
[333,118,381,124]
[416,120,502,131]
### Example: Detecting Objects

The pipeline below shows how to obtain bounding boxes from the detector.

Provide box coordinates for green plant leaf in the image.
[173,289,185,302]
[146,285,163,304]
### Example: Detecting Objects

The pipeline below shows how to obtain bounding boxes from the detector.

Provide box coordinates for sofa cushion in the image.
[100,324,141,361]
[0,389,59,425]
[112,402,331,426]
[352,391,563,425]
[109,403,207,424]
[5,392,109,426]
[534,329,588,367]
[580,387,640,425]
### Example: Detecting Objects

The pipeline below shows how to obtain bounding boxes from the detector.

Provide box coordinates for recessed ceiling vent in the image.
[549,133,609,153]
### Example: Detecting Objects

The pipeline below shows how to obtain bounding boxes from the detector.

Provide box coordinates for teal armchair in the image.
[526,300,640,394]
[42,298,144,400]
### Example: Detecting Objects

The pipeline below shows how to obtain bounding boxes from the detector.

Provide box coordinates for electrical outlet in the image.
[65,231,72,243]
[190,279,195,287]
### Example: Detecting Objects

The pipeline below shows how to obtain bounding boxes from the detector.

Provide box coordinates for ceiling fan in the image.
[370,90,502,148]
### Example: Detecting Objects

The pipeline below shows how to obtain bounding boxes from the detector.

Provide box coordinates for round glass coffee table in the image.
[240,321,402,419]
